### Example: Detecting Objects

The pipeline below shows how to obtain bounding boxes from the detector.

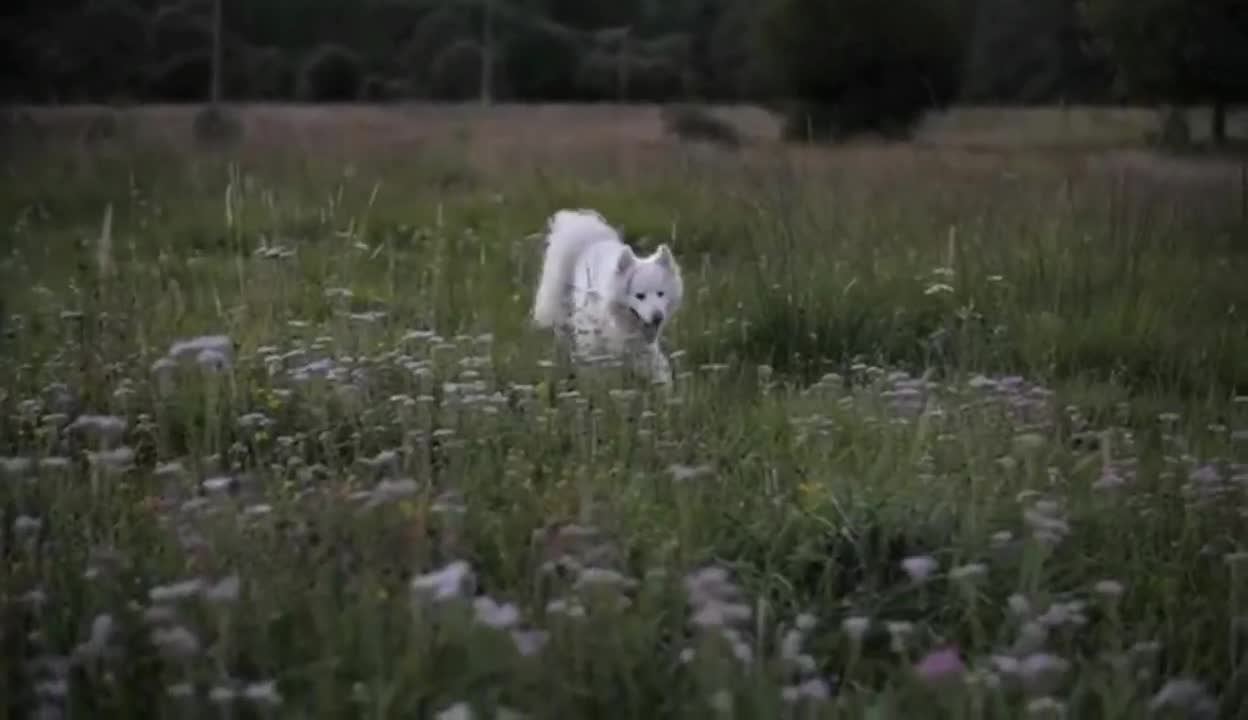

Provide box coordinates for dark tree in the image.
[1082,0,1248,144]
[297,44,364,101]
[756,0,975,141]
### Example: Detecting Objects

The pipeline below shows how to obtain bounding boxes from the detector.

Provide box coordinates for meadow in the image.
[2,103,1248,719]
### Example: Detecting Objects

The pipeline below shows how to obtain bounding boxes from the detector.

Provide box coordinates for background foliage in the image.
[3,0,1246,141]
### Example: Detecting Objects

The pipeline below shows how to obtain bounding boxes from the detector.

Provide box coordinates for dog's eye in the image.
[634,293,646,300]
[656,291,665,298]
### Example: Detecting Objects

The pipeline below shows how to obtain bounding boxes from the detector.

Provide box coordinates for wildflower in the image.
[842,616,870,641]
[154,462,186,481]
[914,647,964,685]
[472,596,520,629]
[411,561,474,602]
[14,515,41,537]
[38,456,71,472]
[151,626,201,659]
[949,563,988,583]
[1025,697,1066,719]
[886,621,915,653]
[1149,679,1216,719]
[1011,622,1050,656]
[1013,433,1046,453]
[510,629,548,657]
[575,567,638,592]
[0,456,34,478]
[990,655,1021,676]
[209,685,237,704]
[166,682,194,699]
[205,574,241,604]
[1018,653,1070,695]
[74,613,116,661]
[1037,600,1087,628]
[708,690,733,713]
[242,681,282,706]
[780,678,832,703]
[691,601,752,628]
[545,597,586,619]
[66,414,127,442]
[86,447,135,473]
[366,478,419,508]
[436,702,475,720]
[201,476,236,494]
[1093,579,1125,600]
[169,335,232,362]
[901,555,939,582]
[149,578,205,603]
[669,463,713,482]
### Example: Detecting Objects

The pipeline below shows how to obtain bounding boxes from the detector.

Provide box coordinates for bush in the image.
[192,105,242,147]
[430,40,486,100]
[660,104,742,147]
[757,0,973,141]
[361,74,394,102]
[297,44,363,101]
[247,47,295,100]
[1154,106,1192,149]
[147,51,212,101]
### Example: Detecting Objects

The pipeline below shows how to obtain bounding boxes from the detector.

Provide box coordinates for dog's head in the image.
[613,244,683,342]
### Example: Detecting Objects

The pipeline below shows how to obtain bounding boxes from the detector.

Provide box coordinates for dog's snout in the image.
[650,311,665,325]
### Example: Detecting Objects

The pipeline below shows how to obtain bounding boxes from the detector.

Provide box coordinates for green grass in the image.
[2,109,1248,719]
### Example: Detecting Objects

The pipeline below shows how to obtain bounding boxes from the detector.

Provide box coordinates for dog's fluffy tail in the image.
[532,209,618,327]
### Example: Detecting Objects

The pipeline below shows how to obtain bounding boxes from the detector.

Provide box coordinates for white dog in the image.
[532,209,683,384]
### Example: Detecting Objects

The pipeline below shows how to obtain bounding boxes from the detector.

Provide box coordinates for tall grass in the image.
[2,111,1247,718]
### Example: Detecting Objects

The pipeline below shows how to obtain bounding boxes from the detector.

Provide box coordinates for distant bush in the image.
[757,0,973,142]
[1153,106,1192,149]
[661,104,741,147]
[361,74,395,102]
[247,47,295,100]
[147,51,212,101]
[297,44,363,101]
[192,105,242,147]
[430,40,485,100]
[148,6,211,62]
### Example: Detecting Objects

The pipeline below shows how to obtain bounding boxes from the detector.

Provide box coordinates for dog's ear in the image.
[616,247,636,274]
[655,244,677,269]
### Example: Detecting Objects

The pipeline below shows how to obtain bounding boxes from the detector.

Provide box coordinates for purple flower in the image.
[915,647,965,685]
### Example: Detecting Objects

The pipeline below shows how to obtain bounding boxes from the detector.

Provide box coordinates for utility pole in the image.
[210,0,223,105]
[617,27,631,101]
[480,0,494,105]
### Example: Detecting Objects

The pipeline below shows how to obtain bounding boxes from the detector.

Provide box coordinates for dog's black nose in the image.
[650,311,665,325]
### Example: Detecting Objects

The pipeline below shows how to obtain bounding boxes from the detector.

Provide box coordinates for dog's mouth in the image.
[629,308,662,340]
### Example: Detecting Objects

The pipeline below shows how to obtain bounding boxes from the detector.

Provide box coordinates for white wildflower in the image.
[473,596,520,629]
[411,561,474,602]
[901,555,939,582]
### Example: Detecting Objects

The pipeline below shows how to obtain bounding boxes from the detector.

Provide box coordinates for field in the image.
[3,103,1248,719]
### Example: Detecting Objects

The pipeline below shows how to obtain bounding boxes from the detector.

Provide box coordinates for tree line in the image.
[1,0,1244,142]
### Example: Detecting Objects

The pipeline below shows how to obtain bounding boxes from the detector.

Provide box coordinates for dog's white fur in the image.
[532,209,683,384]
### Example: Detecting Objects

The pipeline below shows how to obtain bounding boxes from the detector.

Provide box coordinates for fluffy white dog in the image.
[532,209,683,384]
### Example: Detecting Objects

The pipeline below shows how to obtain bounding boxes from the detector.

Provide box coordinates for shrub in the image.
[247,46,295,100]
[297,44,363,102]
[146,51,212,102]
[660,104,742,147]
[192,105,242,147]
[756,0,973,141]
